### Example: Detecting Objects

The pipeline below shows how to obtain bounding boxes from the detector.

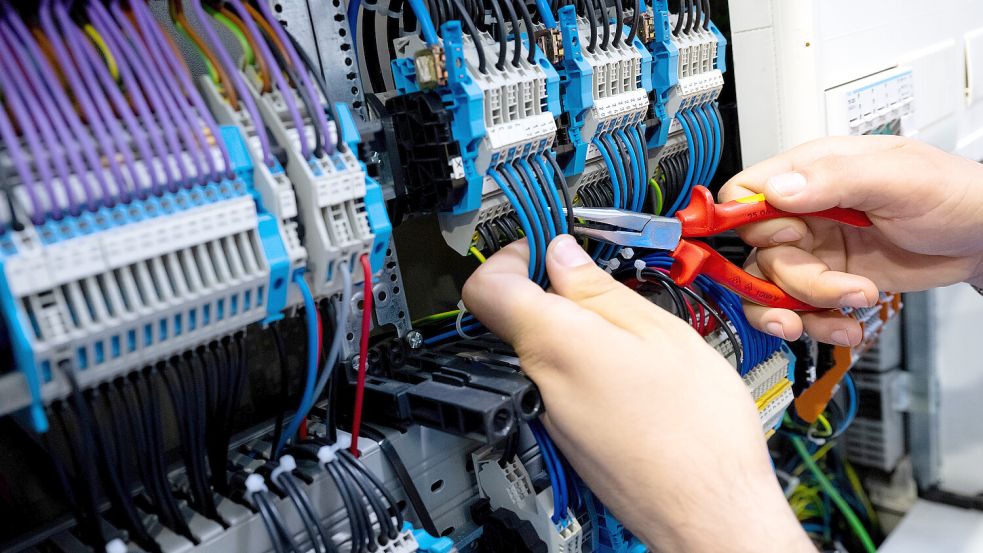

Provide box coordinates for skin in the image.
[462,136,983,551]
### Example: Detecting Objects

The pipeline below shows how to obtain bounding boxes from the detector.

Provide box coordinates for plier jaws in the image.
[568,207,682,250]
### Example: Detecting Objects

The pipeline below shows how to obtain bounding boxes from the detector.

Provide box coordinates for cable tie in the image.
[455,299,478,339]
[317,445,338,465]
[604,258,620,273]
[245,473,269,496]
[619,247,635,260]
[271,455,297,482]
[105,539,128,553]
[634,259,647,282]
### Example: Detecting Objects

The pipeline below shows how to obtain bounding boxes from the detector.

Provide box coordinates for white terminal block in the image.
[472,446,584,553]
[578,18,649,142]
[3,194,271,396]
[666,15,724,116]
[824,67,914,136]
[378,527,421,553]
[199,78,307,279]
[743,348,793,402]
[244,77,374,296]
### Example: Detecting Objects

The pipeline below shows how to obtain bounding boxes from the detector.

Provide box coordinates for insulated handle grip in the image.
[669,240,822,311]
[675,186,873,237]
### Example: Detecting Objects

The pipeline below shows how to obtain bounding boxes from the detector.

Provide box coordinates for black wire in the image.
[612,0,624,46]
[702,0,710,29]
[596,0,610,49]
[500,216,520,241]
[515,162,555,244]
[683,0,693,34]
[326,461,369,552]
[271,324,290,457]
[612,133,635,206]
[625,0,639,44]
[546,152,575,234]
[283,29,348,154]
[340,449,405,530]
[277,474,327,553]
[693,0,702,32]
[358,425,439,535]
[450,0,488,74]
[281,474,338,553]
[486,0,508,70]
[338,453,398,540]
[498,0,522,67]
[673,0,683,35]
[677,285,743,370]
[255,492,296,553]
[477,223,497,253]
[582,0,598,53]
[514,0,537,63]
[500,164,545,280]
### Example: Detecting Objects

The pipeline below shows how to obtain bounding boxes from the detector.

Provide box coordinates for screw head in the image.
[405,330,423,349]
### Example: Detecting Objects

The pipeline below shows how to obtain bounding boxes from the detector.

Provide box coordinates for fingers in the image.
[750,246,879,309]
[544,236,693,339]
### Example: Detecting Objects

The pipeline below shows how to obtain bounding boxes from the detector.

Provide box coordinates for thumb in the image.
[545,236,687,337]
[761,146,923,215]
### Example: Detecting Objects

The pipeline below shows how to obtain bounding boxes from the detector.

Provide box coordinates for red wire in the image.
[350,254,372,457]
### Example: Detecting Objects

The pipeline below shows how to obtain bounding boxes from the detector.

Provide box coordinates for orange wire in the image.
[169,0,239,107]
[243,3,291,67]
[219,5,272,93]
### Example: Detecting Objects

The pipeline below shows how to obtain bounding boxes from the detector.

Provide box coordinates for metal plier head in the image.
[567,207,682,251]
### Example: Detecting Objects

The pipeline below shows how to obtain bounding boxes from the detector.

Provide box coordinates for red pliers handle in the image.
[669,187,873,311]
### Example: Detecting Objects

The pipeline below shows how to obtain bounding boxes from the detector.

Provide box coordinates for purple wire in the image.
[3,6,103,211]
[84,1,190,191]
[51,0,138,203]
[188,0,274,167]
[107,1,216,186]
[253,0,334,155]
[83,2,178,193]
[95,2,210,189]
[0,36,60,220]
[0,91,44,225]
[223,0,311,160]
[39,0,128,205]
[0,24,81,216]
[129,0,234,180]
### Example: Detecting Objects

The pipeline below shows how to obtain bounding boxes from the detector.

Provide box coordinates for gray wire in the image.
[312,264,353,402]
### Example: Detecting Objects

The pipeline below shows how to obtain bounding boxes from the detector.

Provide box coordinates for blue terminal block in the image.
[647,0,679,151]
[336,103,393,272]
[406,522,456,553]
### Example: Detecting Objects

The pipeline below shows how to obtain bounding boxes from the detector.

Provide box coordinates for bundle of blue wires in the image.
[664,102,724,216]
[642,253,783,375]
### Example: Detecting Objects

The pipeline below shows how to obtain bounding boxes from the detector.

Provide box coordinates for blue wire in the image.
[666,112,696,214]
[535,0,558,28]
[275,272,319,456]
[533,155,568,234]
[603,134,629,209]
[693,108,713,185]
[515,161,557,241]
[686,110,707,187]
[424,322,483,345]
[621,128,644,212]
[347,0,361,61]
[593,138,622,209]
[530,419,568,524]
[615,130,640,212]
[491,168,537,279]
[705,103,722,183]
[504,164,547,283]
[407,0,439,45]
[628,125,648,211]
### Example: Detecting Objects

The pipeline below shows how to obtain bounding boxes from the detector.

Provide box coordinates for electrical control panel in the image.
[0,1,916,553]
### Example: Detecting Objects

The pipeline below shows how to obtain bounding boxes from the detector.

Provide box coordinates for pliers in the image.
[570,186,873,311]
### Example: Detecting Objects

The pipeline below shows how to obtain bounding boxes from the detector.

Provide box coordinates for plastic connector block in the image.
[749,345,796,432]
[556,7,654,177]
[387,91,468,212]
[473,446,584,553]
[409,522,457,553]
[582,488,646,553]
[200,79,307,287]
[0,128,281,431]
[666,18,725,115]
[378,522,422,553]
[392,22,562,254]
[240,70,391,293]
[647,1,679,151]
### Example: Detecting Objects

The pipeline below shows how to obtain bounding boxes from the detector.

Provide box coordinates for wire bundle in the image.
[0,0,234,231]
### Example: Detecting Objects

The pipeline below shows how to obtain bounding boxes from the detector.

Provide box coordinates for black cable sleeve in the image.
[612,0,624,46]
[515,0,537,63]
[596,0,610,49]
[673,0,683,35]
[582,0,598,52]
[487,0,508,70]
[626,0,639,44]
[499,0,522,67]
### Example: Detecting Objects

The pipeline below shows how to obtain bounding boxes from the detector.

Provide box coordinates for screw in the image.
[405,330,423,349]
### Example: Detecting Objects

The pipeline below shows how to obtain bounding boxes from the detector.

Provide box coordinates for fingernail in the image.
[830,329,854,346]
[767,172,807,197]
[551,235,591,268]
[770,227,803,244]
[765,322,788,340]
[840,291,871,308]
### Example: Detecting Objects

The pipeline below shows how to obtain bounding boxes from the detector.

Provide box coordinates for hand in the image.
[463,236,815,553]
[719,136,983,346]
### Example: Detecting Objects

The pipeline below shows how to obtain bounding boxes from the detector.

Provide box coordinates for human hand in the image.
[463,236,816,553]
[719,136,983,346]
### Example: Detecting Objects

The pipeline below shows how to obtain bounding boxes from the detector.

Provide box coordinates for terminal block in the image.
[473,446,584,553]
[0,128,290,431]
[392,21,563,255]
[745,344,796,434]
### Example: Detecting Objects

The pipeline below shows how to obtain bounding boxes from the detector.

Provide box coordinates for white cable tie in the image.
[634,259,647,282]
[456,299,478,339]
[271,455,297,483]
[105,539,128,553]
[317,445,338,465]
[245,473,269,496]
